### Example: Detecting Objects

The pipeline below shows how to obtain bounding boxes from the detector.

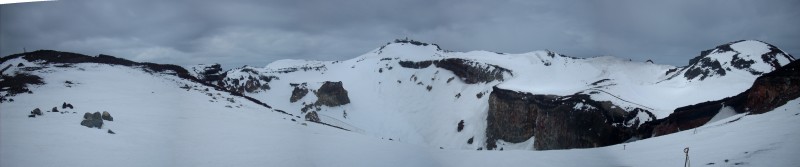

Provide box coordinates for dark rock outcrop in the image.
[398,58,512,84]
[305,111,320,122]
[637,60,800,139]
[31,108,42,116]
[457,120,465,132]
[290,83,309,103]
[0,72,44,96]
[315,81,350,107]
[80,112,103,129]
[192,64,226,82]
[101,111,113,121]
[743,60,800,114]
[486,87,646,150]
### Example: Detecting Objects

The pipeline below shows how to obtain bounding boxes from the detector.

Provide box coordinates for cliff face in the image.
[744,60,800,114]
[486,87,648,150]
[485,88,540,147]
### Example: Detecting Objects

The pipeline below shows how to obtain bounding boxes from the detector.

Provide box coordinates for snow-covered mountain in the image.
[193,39,794,151]
[1,39,798,166]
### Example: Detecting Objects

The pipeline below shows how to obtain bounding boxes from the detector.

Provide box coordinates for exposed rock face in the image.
[485,88,539,146]
[485,87,645,150]
[398,58,512,84]
[637,60,799,139]
[191,64,226,82]
[305,111,320,122]
[315,81,350,107]
[80,112,103,129]
[744,60,800,114]
[102,111,113,121]
[290,83,309,103]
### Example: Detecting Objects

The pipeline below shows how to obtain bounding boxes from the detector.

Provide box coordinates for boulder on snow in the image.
[51,107,59,113]
[305,111,321,122]
[31,108,43,116]
[315,81,350,107]
[61,102,73,109]
[107,129,115,134]
[102,111,113,121]
[80,112,103,129]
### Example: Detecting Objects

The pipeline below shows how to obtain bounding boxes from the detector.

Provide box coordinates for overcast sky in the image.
[1,0,798,68]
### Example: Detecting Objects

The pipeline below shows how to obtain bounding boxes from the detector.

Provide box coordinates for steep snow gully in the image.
[1,39,798,166]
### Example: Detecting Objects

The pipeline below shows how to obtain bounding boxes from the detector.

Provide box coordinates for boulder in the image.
[457,120,465,132]
[305,111,321,122]
[51,107,59,113]
[31,108,42,116]
[315,81,350,106]
[101,111,113,121]
[80,112,103,129]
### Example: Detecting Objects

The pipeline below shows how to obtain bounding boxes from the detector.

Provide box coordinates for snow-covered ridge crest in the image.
[665,40,795,81]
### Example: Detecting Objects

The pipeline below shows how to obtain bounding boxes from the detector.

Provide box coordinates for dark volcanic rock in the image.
[486,87,639,150]
[0,72,44,95]
[398,58,512,84]
[485,88,539,147]
[80,112,103,129]
[457,120,465,132]
[305,111,321,122]
[315,81,350,107]
[744,60,800,114]
[290,83,309,103]
[102,111,113,121]
[31,108,42,116]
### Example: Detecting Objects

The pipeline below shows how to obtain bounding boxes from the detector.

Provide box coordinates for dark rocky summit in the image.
[315,81,350,107]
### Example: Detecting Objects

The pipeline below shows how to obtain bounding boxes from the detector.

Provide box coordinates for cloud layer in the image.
[2,0,798,68]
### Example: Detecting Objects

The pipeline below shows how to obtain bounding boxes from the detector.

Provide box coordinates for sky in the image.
[1,0,798,68]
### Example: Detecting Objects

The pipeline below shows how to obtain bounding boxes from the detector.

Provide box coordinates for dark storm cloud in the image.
[1,0,798,68]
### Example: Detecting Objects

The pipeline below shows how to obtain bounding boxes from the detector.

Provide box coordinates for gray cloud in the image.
[2,0,798,68]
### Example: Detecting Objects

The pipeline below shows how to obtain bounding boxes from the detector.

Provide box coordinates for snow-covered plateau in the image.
[1,39,798,166]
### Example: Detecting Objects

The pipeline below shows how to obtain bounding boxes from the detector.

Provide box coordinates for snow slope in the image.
[1,55,799,166]
[215,39,793,150]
